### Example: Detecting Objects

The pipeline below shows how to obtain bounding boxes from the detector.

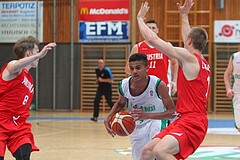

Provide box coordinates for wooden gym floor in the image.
[4,111,240,160]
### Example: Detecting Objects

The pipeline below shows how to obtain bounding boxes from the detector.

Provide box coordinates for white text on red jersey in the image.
[202,61,210,72]
[147,53,163,60]
[22,76,34,93]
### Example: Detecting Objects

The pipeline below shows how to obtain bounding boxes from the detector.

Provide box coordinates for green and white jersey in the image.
[118,75,165,126]
[232,52,240,93]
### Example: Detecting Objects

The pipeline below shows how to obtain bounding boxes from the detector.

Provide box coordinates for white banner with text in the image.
[0,1,43,43]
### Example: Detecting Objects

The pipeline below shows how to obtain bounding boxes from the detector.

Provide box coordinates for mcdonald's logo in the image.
[80,7,89,15]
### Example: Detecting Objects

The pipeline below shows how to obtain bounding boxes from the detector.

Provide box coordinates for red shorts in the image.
[155,114,208,159]
[0,117,39,157]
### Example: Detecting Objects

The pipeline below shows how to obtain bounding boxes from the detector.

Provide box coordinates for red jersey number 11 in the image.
[149,61,156,68]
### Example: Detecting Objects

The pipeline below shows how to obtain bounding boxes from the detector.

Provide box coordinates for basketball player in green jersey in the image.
[104,53,176,160]
[224,51,240,132]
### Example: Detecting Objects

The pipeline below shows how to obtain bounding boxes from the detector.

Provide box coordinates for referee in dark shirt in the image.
[91,59,114,122]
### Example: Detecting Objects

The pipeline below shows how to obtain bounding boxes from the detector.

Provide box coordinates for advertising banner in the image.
[79,0,130,21]
[0,1,43,43]
[79,0,130,43]
[79,21,129,42]
[214,20,240,43]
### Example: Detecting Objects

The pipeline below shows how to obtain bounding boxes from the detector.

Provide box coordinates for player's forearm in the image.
[171,63,178,83]
[8,55,40,74]
[137,18,162,48]
[181,14,191,44]
[144,109,176,120]
[224,72,232,91]
[137,17,175,58]
[102,78,113,83]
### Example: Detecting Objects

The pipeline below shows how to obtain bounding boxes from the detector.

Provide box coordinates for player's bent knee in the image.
[152,146,166,159]
[140,145,154,159]
[13,143,31,160]
[152,147,160,158]
[140,150,154,160]
[141,146,149,155]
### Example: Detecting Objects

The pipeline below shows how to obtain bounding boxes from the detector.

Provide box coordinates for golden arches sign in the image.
[80,7,88,15]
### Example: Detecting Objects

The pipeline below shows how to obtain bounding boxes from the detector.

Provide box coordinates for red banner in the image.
[79,0,130,21]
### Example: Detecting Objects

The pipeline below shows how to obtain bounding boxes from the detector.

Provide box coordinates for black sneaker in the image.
[235,123,238,130]
[90,117,98,122]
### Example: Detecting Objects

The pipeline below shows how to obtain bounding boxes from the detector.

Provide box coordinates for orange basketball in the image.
[110,111,135,136]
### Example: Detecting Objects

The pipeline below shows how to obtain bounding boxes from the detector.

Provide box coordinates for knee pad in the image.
[13,144,31,160]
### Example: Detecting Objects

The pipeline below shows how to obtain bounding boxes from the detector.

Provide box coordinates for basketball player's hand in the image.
[177,0,194,15]
[137,1,149,20]
[38,43,57,59]
[226,89,234,99]
[104,118,116,137]
[98,77,103,82]
[131,109,145,121]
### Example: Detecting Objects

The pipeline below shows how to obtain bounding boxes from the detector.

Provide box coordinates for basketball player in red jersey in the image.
[0,36,56,160]
[136,0,210,159]
[125,20,178,96]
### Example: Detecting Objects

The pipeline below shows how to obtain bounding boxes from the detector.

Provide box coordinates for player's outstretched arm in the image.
[158,81,176,118]
[169,57,178,96]
[125,44,138,74]
[224,56,234,99]
[7,43,57,74]
[177,0,194,44]
[137,2,191,64]
[37,42,57,59]
[104,93,127,137]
